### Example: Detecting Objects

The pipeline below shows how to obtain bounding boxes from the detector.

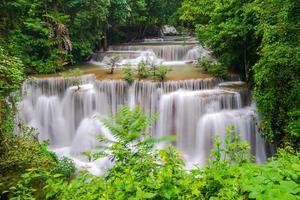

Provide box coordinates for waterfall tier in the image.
[90,43,211,67]
[18,75,266,174]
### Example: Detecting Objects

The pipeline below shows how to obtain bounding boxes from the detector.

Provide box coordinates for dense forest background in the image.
[0,0,300,199]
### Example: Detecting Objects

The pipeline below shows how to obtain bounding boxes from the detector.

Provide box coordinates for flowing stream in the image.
[18,40,267,175]
[90,39,211,67]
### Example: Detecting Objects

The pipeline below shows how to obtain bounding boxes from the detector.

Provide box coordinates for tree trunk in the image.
[243,43,248,82]
[102,32,108,51]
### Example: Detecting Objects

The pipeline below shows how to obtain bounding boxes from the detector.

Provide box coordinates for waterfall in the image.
[18,74,266,173]
[71,116,113,156]
[90,42,211,67]
[157,89,242,155]
[109,44,195,61]
[195,108,267,166]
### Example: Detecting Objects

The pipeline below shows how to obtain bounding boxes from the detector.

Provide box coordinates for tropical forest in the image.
[0,0,299,199]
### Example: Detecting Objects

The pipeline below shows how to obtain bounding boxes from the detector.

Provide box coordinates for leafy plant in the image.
[181,0,300,148]
[196,57,215,71]
[196,57,228,78]
[122,66,134,84]
[8,168,66,200]
[208,126,252,168]
[0,47,24,97]
[153,65,171,81]
[136,61,151,79]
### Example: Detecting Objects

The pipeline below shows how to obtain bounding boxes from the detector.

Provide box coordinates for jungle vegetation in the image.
[0,0,299,199]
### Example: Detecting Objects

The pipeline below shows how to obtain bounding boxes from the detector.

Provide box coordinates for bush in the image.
[53,157,76,179]
[153,65,171,81]
[206,64,228,78]
[0,128,58,195]
[197,57,228,78]
[122,66,134,83]
[197,57,215,71]
[136,61,151,79]
[0,47,24,97]
[0,127,75,198]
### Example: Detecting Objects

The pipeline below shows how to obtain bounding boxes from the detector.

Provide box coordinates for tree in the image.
[104,54,119,74]
[180,0,300,148]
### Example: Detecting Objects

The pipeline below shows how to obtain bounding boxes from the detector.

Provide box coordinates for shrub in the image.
[206,64,228,78]
[153,65,171,81]
[136,61,151,79]
[190,128,300,200]
[0,47,24,97]
[0,128,58,195]
[197,57,228,78]
[53,157,76,179]
[122,66,134,83]
[197,57,215,71]
[0,127,75,198]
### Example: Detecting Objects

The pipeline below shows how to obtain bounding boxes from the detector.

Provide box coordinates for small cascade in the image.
[195,108,267,166]
[185,46,211,61]
[157,89,242,155]
[90,41,211,67]
[31,96,68,145]
[18,74,267,173]
[22,75,95,97]
[108,44,194,61]
[71,116,113,156]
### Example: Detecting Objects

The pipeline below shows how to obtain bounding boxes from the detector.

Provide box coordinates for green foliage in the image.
[181,0,300,148]
[0,47,24,97]
[238,149,300,200]
[254,43,300,145]
[197,57,228,78]
[97,106,158,161]
[122,63,171,81]
[206,64,228,79]
[122,66,135,83]
[1,0,183,73]
[196,57,215,70]
[208,126,252,167]
[153,65,171,81]
[60,116,300,199]
[136,61,151,79]
[5,106,300,199]
[53,157,76,179]
[250,0,300,147]
[0,128,56,194]
[0,0,113,73]
[0,126,75,198]
[287,110,300,140]
[8,168,66,200]
[59,106,192,199]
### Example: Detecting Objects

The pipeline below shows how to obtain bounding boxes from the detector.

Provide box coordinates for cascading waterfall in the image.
[157,89,242,155]
[195,108,266,166]
[109,44,195,61]
[90,42,211,67]
[18,74,266,174]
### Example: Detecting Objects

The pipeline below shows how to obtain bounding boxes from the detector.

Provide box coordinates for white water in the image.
[18,74,267,175]
[90,42,211,67]
[195,108,266,166]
